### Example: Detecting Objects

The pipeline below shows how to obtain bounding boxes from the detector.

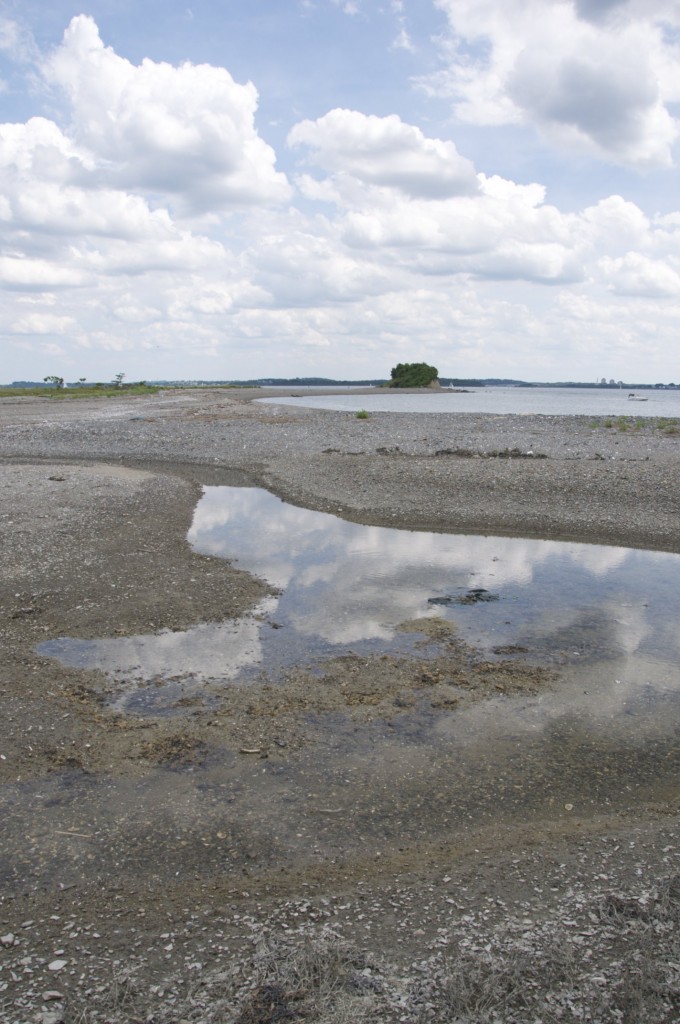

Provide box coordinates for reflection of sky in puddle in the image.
[42,596,278,682]
[39,486,680,721]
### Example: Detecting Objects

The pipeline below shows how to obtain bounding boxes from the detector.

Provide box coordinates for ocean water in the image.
[258,386,680,417]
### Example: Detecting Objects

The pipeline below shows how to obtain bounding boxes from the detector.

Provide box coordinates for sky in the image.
[1,1,679,384]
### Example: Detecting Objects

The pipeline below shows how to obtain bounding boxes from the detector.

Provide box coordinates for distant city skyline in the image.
[1,1,680,384]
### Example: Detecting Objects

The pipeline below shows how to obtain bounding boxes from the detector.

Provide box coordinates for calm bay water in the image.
[259,386,680,417]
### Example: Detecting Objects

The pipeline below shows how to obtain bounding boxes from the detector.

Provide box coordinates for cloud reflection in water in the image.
[40,486,680,725]
[189,486,678,661]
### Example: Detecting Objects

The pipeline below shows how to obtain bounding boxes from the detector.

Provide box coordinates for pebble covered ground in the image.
[1,824,677,1023]
[1,386,678,550]
[0,389,678,1023]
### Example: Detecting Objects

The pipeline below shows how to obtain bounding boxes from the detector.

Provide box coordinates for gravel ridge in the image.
[1,388,679,551]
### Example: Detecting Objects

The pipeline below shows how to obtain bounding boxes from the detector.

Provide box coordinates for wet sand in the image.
[0,389,678,1022]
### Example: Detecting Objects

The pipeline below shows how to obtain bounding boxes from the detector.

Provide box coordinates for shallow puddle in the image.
[16,489,680,891]
[38,485,680,732]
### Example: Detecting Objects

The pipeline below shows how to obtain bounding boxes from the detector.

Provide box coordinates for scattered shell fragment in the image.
[42,991,64,1002]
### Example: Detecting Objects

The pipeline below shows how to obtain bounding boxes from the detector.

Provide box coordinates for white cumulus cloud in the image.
[427,0,680,167]
[290,124,585,284]
[1,8,679,384]
[43,15,291,212]
[0,256,86,290]
[9,313,76,334]
[289,108,479,198]
[600,251,680,296]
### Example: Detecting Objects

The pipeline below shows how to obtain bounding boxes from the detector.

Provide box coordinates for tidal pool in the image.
[19,485,680,891]
[39,485,680,732]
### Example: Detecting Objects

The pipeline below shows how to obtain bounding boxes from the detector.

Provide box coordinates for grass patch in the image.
[356,409,370,419]
[595,416,650,432]
[0,385,161,399]
[591,416,680,435]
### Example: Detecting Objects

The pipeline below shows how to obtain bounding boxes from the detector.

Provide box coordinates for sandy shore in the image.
[0,389,678,1023]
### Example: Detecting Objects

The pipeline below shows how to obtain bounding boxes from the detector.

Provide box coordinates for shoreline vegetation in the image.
[2,377,680,393]
[0,383,162,399]
[0,388,678,1023]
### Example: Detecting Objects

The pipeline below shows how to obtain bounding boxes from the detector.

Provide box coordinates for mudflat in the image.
[1,389,678,1023]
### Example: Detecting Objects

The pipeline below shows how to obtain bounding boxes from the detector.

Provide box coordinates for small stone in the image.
[0,933,15,947]
[42,991,64,1002]
[47,959,68,972]
[43,1012,65,1024]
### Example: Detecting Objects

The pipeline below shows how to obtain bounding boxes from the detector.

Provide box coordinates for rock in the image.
[42,990,64,1001]
[47,959,68,972]
[0,933,15,946]
[42,1011,65,1024]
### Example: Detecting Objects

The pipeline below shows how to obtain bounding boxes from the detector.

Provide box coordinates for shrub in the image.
[389,362,439,388]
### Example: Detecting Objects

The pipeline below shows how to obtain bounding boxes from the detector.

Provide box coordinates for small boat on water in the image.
[628,393,648,401]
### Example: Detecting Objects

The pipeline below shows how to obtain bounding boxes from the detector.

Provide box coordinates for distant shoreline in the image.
[4,377,679,391]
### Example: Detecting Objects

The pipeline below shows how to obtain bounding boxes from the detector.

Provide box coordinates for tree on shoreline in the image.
[389,362,439,388]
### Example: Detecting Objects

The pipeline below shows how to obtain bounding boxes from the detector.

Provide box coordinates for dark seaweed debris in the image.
[428,588,500,606]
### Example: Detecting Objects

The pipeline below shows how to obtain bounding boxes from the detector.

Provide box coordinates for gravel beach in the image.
[1,386,679,551]
[0,388,678,1023]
